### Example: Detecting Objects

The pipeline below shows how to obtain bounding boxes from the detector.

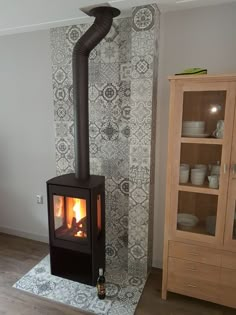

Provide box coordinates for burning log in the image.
[70,216,87,237]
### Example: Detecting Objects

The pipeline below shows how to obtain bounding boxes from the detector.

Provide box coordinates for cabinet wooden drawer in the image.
[221,252,236,270]
[169,241,221,266]
[167,272,220,301]
[220,268,236,308]
[168,257,220,283]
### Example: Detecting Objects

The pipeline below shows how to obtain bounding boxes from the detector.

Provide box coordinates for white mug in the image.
[208,175,219,189]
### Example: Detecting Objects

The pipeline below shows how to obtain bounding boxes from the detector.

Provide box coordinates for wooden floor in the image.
[0,233,235,315]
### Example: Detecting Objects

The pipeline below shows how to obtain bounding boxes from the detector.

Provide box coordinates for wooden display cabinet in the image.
[162,74,236,308]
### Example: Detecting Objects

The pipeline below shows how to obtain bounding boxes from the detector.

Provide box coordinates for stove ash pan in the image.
[47,174,105,286]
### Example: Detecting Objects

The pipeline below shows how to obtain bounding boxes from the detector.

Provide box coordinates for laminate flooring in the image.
[0,233,235,315]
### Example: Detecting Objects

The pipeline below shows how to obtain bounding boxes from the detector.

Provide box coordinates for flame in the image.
[73,199,83,223]
[75,231,83,238]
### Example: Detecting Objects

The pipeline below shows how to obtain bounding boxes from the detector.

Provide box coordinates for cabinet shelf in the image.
[181,137,223,145]
[178,182,219,195]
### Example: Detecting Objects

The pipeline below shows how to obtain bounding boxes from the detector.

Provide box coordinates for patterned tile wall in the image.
[128,4,160,276]
[50,4,160,278]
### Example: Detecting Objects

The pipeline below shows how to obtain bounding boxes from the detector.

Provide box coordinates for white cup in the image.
[179,168,189,184]
[208,175,219,189]
[211,165,220,176]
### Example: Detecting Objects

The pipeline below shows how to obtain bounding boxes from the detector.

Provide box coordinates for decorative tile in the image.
[53,67,67,84]
[14,255,146,315]
[120,63,132,82]
[101,41,119,64]
[132,30,155,56]
[132,55,153,79]
[132,5,155,32]
[102,83,119,102]
[131,79,153,102]
[100,63,120,83]
[66,25,82,45]
[100,121,119,141]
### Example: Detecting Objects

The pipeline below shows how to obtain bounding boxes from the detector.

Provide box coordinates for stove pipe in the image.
[72,6,120,180]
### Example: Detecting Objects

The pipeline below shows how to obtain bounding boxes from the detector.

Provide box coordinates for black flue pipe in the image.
[72,6,120,180]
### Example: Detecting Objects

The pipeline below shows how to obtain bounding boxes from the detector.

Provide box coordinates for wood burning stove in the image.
[47,6,120,286]
[47,174,105,285]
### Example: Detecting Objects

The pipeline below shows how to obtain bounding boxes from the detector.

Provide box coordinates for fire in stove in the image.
[54,196,87,240]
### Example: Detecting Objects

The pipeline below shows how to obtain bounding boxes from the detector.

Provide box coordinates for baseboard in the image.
[0,226,49,243]
[152,259,163,269]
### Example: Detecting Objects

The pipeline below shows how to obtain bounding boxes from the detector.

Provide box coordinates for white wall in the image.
[0,30,56,242]
[153,2,236,268]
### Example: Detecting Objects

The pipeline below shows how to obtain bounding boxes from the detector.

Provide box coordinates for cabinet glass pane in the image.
[182,91,226,138]
[177,191,218,236]
[180,143,222,189]
[233,204,236,240]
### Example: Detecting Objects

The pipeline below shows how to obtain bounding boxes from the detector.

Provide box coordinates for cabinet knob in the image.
[223,164,227,174]
[186,268,197,272]
[232,164,236,175]
[187,284,197,288]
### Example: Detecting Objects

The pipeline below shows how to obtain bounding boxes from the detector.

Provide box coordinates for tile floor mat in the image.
[13,255,146,315]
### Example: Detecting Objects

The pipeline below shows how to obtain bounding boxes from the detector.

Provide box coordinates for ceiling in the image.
[0,0,235,36]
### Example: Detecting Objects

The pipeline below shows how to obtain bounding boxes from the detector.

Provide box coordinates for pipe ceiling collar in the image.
[89,6,120,18]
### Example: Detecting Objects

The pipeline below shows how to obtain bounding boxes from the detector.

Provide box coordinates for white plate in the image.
[182,132,210,138]
[177,213,199,227]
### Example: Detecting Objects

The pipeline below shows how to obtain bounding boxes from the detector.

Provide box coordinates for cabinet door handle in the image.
[232,164,236,175]
[186,268,197,272]
[223,164,227,174]
[187,284,197,288]
[189,252,199,256]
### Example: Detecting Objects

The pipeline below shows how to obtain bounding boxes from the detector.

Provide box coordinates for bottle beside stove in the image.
[97,268,106,300]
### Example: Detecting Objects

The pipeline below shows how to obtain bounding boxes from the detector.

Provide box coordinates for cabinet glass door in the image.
[170,81,235,243]
[224,181,236,249]
[224,106,236,250]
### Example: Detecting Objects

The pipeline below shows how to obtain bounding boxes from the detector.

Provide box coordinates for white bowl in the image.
[191,170,206,176]
[194,164,207,170]
[194,164,208,175]
[191,171,205,176]
[183,121,205,127]
[177,213,199,230]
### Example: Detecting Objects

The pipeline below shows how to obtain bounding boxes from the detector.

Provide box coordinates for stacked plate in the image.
[182,121,208,137]
[177,213,199,230]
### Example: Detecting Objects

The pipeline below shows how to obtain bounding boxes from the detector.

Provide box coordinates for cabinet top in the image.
[168,73,236,82]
